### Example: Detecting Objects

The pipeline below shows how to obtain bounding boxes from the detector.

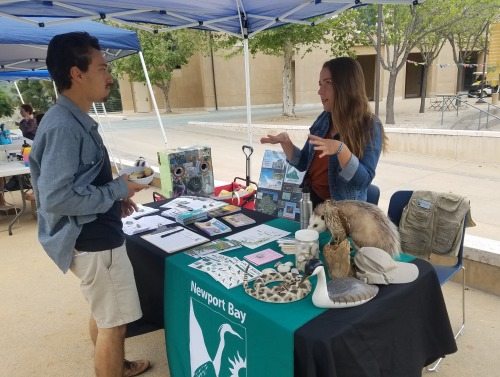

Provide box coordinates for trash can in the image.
[492,92,499,105]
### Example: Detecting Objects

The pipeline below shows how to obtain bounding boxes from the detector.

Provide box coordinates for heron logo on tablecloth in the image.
[190,298,247,377]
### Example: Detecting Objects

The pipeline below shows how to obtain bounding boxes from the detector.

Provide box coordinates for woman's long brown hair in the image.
[323,57,387,158]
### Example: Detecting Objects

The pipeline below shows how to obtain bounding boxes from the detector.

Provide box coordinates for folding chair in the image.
[366,184,380,205]
[428,97,442,111]
[388,190,466,372]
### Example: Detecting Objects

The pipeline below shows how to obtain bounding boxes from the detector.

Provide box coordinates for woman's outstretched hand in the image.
[260,132,290,144]
[308,134,342,158]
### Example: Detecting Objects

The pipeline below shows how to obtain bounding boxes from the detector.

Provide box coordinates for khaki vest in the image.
[399,191,475,259]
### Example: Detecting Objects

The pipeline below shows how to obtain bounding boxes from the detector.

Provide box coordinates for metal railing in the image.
[440,95,500,130]
[92,98,123,114]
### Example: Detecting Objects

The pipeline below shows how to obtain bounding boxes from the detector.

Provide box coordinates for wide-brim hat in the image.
[354,247,419,285]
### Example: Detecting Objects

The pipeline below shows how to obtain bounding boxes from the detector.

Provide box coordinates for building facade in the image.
[119,29,498,113]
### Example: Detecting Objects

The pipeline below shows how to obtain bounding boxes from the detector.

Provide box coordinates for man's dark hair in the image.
[46,32,101,93]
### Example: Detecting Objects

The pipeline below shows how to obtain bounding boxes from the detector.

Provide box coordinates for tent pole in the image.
[243,38,252,147]
[14,82,24,103]
[100,102,124,171]
[92,103,121,173]
[138,51,168,149]
[52,81,58,99]
[374,4,382,117]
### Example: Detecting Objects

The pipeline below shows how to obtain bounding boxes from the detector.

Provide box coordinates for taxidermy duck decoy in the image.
[300,259,379,308]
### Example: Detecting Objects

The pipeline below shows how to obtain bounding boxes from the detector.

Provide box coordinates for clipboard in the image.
[141,226,209,253]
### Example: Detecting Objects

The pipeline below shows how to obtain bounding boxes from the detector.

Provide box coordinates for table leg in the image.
[8,175,26,235]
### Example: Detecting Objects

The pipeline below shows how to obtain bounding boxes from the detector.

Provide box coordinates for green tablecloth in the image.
[164,218,327,377]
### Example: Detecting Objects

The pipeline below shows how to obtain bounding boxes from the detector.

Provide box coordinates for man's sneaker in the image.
[124,359,151,377]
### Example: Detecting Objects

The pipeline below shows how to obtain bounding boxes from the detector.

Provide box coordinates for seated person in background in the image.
[35,112,45,126]
[261,57,387,207]
[15,104,38,140]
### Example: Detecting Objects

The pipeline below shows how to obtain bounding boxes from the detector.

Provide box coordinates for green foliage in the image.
[10,80,54,112]
[0,88,14,117]
[212,13,356,60]
[112,26,208,112]
[348,0,498,123]
[113,27,208,87]
[211,14,358,116]
[446,0,500,60]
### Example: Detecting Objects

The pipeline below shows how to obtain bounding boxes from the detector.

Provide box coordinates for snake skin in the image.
[243,269,312,303]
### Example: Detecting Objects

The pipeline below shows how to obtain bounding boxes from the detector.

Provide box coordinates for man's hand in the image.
[121,174,150,199]
[260,132,290,144]
[121,198,139,218]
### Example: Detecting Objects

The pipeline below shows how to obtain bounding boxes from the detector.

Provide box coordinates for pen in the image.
[160,228,185,238]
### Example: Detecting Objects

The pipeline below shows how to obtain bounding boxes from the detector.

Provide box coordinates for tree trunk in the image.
[160,79,172,113]
[385,71,398,124]
[419,65,429,113]
[456,66,464,93]
[282,40,295,117]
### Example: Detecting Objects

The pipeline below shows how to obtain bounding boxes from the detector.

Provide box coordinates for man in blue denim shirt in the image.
[261,57,387,206]
[29,32,150,377]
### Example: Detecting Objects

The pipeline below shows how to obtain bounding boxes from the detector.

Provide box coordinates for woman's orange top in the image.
[308,151,330,200]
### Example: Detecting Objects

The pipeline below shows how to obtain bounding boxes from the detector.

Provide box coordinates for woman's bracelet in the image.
[335,142,344,156]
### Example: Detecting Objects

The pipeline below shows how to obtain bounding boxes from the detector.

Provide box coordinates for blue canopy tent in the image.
[0,70,51,81]
[0,0,421,148]
[0,16,140,71]
[0,16,170,146]
[0,70,53,103]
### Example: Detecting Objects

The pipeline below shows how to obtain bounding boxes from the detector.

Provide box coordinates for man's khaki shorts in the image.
[70,244,142,328]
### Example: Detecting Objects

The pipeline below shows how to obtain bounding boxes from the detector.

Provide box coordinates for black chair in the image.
[388,190,466,372]
[366,184,380,205]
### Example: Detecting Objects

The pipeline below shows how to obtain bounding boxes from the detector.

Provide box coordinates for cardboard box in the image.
[158,146,214,198]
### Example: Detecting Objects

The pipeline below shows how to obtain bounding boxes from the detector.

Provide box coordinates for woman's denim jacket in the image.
[29,95,129,273]
[288,111,383,201]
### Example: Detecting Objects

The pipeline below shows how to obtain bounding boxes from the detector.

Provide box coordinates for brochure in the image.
[226,224,291,249]
[194,218,232,236]
[122,215,175,236]
[244,248,283,266]
[184,238,242,258]
[207,204,241,217]
[222,213,256,227]
[189,255,261,289]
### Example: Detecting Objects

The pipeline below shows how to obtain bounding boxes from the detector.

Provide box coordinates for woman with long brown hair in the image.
[261,57,387,207]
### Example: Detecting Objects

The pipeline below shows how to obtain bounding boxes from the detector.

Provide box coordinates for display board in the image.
[254,150,305,221]
[158,146,214,198]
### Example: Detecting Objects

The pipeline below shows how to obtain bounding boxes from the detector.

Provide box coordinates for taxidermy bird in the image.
[308,199,401,258]
[300,259,379,308]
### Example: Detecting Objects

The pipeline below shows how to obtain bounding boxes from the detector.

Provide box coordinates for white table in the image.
[0,160,30,235]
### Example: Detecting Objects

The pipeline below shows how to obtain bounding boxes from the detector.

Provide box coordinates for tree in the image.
[353,0,452,124]
[10,80,54,112]
[0,88,14,117]
[446,0,500,93]
[113,27,208,113]
[416,33,446,113]
[214,16,356,117]
[353,0,476,124]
